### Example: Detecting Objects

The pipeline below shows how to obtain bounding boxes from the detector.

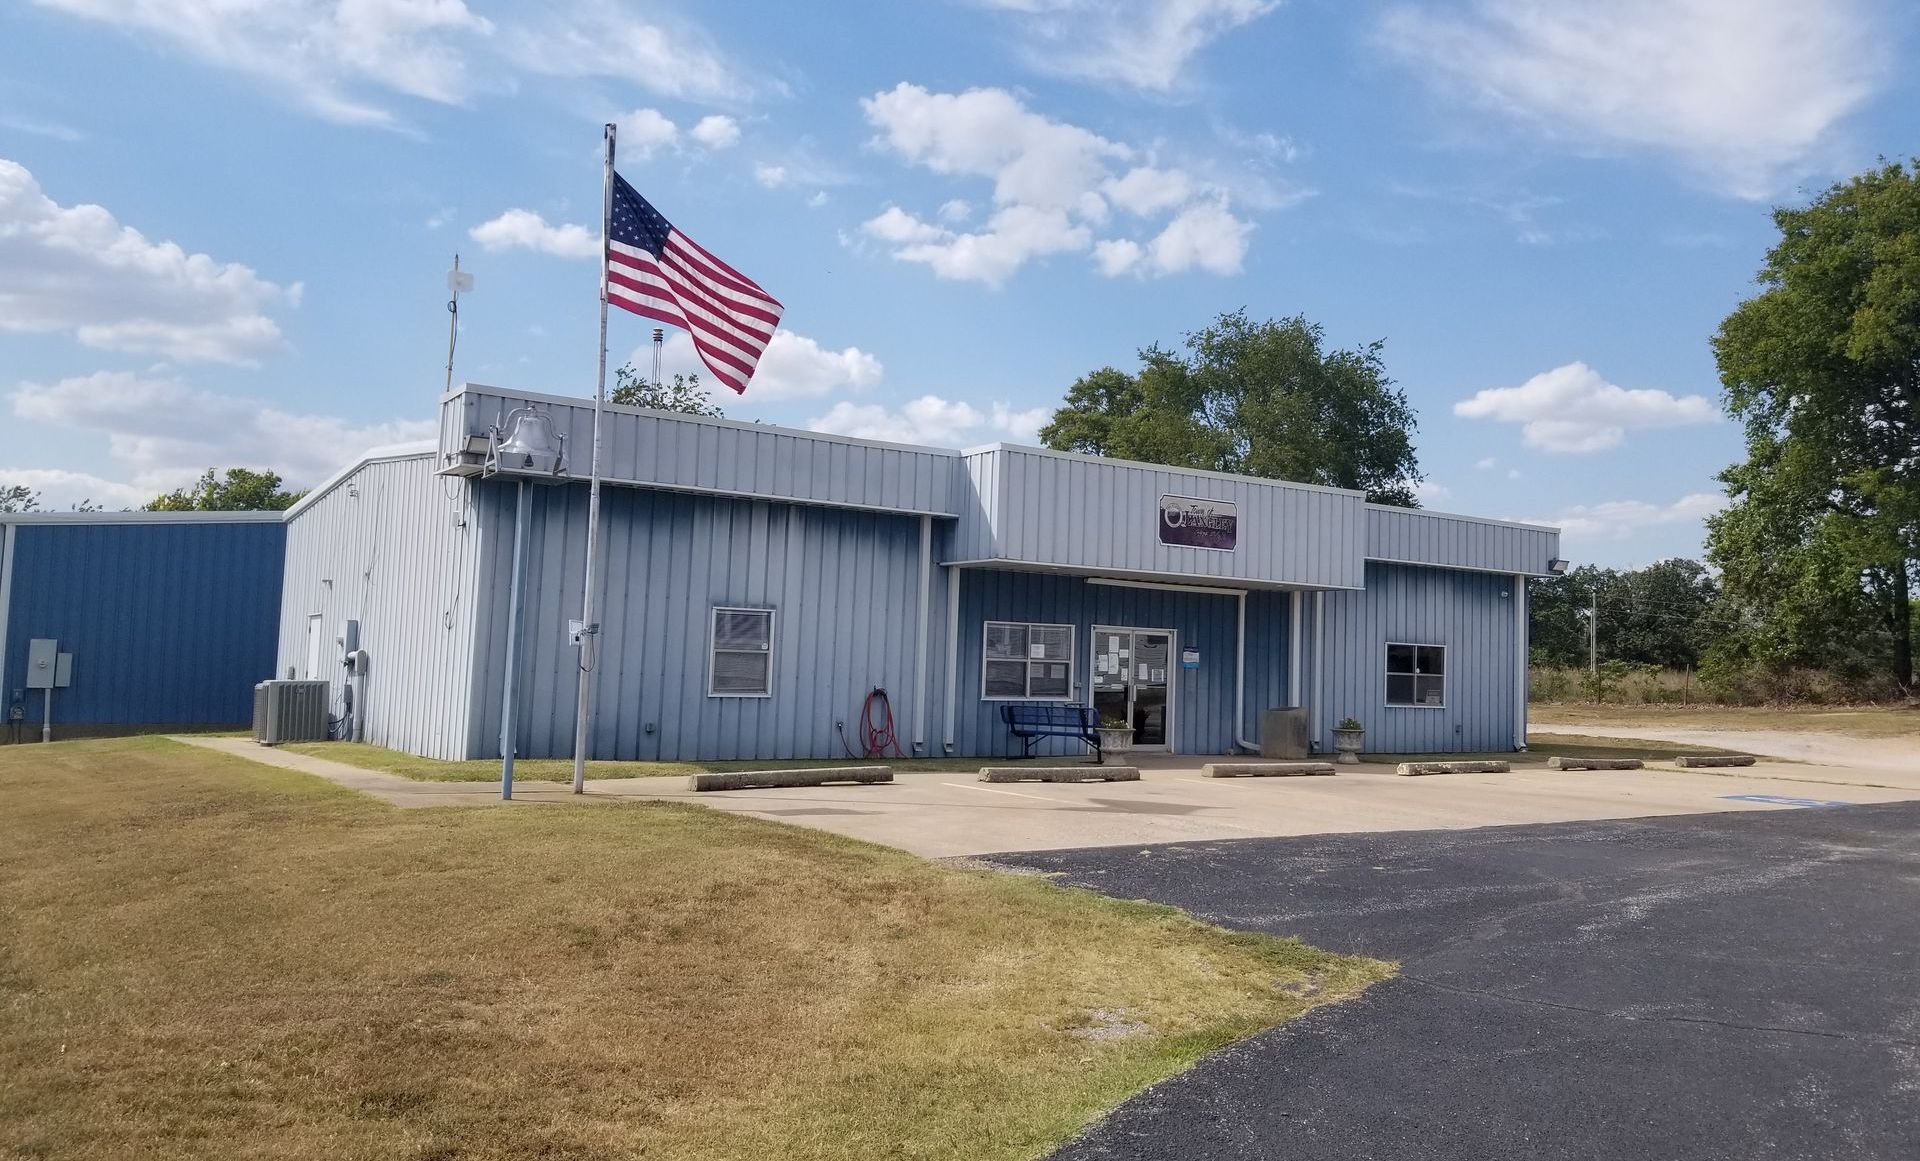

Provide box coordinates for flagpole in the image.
[572,122,615,795]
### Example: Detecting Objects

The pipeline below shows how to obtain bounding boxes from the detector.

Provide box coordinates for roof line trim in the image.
[284,441,439,520]
[1365,501,1561,535]
[447,382,966,459]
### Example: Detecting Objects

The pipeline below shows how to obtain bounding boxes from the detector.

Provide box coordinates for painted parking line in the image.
[942,782,1061,802]
[1720,793,1855,809]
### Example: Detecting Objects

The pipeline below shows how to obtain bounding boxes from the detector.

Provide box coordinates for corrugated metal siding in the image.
[3,521,284,725]
[446,385,962,517]
[1365,505,1559,576]
[1319,562,1521,753]
[947,569,1293,758]
[949,449,1001,561]
[467,481,942,761]
[277,455,483,758]
[977,447,1366,588]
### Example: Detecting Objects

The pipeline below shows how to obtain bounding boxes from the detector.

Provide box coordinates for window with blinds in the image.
[710,607,774,697]
[981,620,1075,701]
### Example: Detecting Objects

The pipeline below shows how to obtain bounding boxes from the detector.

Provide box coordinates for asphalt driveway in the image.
[993,801,1920,1160]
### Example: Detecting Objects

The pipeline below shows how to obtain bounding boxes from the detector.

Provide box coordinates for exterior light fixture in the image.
[1547,558,1570,575]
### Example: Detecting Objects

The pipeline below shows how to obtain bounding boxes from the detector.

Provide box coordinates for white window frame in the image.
[708,606,775,698]
[980,620,1076,702]
[1385,641,1447,709]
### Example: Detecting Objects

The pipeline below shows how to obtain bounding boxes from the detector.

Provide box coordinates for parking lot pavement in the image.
[678,761,1920,858]
[992,801,1920,1161]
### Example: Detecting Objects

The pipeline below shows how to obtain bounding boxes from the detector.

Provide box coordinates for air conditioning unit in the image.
[252,680,331,745]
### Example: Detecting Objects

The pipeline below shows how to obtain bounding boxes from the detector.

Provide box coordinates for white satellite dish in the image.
[447,268,474,293]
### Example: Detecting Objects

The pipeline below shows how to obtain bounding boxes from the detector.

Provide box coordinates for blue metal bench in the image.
[999,703,1102,762]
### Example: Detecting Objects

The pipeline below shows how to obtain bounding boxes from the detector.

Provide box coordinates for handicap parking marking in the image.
[1720,793,1855,809]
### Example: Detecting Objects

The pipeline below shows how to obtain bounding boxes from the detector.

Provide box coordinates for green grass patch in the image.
[0,736,1389,1160]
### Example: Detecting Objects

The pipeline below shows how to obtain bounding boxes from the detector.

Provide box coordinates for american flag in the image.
[604,174,783,394]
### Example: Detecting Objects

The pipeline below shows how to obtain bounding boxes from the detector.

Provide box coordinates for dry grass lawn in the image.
[1532,703,1920,740]
[0,738,1387,1161]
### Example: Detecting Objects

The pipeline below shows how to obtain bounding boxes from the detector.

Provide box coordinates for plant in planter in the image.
[1095,713,1135,765]
[1331,716,1365,765]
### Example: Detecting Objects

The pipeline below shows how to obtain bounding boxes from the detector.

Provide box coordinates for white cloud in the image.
[11,371,434,490]
[808,394,1048,447]
[0,158,296,364]
[0,466,151,510]
[1378,0,1886,197]
[859,83,1257,285]
[805,191,828,208]
[468,209,600,258]
[1143,198,1251,275]
[1475,456,1497,469]
[1092,237,1143,276]
[990,402,1051,443]
[644,328,882,401]
[617,107,679,158]
[881,205,1092,288]
[504,1,759,103]
[1414,479,1451,503]
[1104,166,1194,215]
[34,0,495,126]
[863,82,1128,213]
[0,113,84,142]
[35,0,758,127]
[984,0,1279,92]
[1540,492,1727,542]
[1453,362,1717,452]
[862,206,949,245]
[689,114,740,150]
[754,163,789,188]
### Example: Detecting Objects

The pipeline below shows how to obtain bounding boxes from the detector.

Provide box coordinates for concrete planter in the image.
[1096,727,1135,764]
[1331,727,1365,765]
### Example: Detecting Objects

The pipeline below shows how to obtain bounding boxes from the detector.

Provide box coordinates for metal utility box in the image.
[1259,707,1309,759]
[252,680,331,745]
[25,639,57,690]
[54,653,72,688]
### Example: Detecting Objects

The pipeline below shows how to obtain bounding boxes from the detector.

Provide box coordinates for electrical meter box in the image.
[25,639,57,690]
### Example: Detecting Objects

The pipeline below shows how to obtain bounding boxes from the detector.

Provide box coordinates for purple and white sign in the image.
[1159,494,1238,551]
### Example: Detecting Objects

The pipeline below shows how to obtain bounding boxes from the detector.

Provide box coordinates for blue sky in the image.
[0,0,1913,567]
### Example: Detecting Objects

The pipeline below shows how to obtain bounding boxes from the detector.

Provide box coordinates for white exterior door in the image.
[304,614,325,679]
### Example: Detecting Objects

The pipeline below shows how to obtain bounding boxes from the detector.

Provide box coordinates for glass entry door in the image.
[1091,627,1175,750]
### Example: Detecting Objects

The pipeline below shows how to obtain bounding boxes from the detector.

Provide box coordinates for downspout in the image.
[0,522,15,707]
[1513,573,1528,751]
[1311,591,1326,752]
[1233,590,1258,754]
[1287,589,1302,708]
[942,564,961,753]
[912,515,932,754]
[499,481,531,799]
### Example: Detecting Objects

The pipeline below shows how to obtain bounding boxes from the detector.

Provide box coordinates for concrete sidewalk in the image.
[177,736,1920,858]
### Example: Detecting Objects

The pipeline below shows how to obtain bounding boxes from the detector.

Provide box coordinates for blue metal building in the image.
[278,384,1561,763]
[0,512,286,735]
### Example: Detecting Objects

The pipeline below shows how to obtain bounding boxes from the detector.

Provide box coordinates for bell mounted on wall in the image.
[484,406,568,478]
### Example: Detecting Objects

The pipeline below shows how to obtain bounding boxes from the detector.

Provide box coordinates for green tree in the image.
[0,484,41,513]
[146,468,303,511]
[609,364,725,417]
[1040,310,1424,505]
[1708,160,1920,691]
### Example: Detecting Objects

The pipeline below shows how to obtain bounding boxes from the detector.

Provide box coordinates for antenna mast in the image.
[444,255,474,394]
[652,327,664,388]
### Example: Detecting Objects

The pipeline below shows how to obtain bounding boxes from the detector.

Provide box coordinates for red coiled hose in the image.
[841,687,905,758]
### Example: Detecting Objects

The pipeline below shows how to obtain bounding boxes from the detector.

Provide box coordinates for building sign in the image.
[1159,494,1238,551]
